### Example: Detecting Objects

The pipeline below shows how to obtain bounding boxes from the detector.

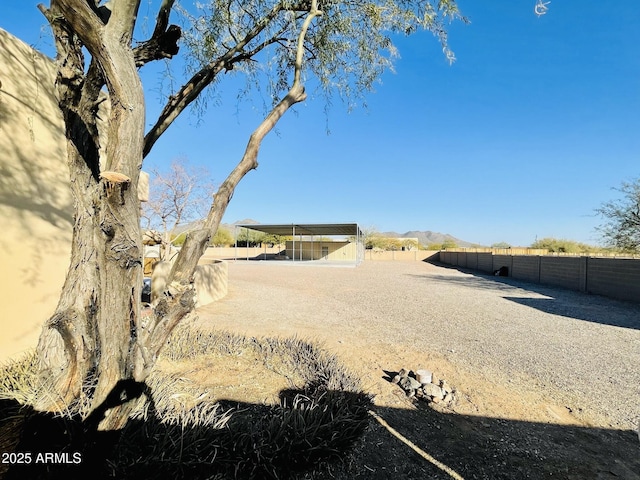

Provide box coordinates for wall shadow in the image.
[2,377,639,480]
[502,296,640,330]
[414,262,640,331]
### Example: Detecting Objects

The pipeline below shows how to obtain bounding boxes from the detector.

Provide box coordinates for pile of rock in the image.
[391,368,456,406]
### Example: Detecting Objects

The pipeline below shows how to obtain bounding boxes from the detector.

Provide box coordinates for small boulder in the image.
[399,376,422,392]
[422,382,444,400]
[415,369,433,384]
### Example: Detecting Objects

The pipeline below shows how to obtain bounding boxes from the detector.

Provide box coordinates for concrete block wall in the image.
[151,259,228,307]
[512,256,541,283]
[539,256,582,291]
[492,255,513,274]
[439,251,640,304]
[466,252,479,270]
[194,259,229,306]
[477,253,493,273]
[587,258,640,301]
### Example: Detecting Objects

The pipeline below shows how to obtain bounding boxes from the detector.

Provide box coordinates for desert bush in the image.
[530,237,598,254]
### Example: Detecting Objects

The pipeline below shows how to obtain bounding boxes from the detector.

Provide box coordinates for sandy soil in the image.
[190,259,640,479]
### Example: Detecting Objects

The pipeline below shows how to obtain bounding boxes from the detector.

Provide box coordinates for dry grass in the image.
[0,327,372,479]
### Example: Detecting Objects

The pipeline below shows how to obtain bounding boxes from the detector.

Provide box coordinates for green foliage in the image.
[441,239,458,249]
[491,242,511,248]
[210,227,234,247]
[530,237,597,254]
[595,178,640,253]
[179,0,466,112]
[236,228,267,246]
[262,233,291,246]
[425,239,458,250]
[170,232,187,246]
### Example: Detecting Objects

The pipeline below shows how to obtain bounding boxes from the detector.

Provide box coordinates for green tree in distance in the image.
[210,227,234,247]
[530,237,597,254]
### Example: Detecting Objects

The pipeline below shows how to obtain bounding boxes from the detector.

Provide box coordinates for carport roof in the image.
[234,223,362,237]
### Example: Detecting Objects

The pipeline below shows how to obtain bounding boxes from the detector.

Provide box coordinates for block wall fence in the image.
[439,251,640,304]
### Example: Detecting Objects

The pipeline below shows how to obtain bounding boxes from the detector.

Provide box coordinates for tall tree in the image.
[34,0,464,430]
[595,178,640,253]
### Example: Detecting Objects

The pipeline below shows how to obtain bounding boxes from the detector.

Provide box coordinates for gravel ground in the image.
[196,259,640,431]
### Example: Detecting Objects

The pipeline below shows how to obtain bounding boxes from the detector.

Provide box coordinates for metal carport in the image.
[233,223,364,265]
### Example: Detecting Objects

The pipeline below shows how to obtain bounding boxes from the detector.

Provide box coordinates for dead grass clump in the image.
[0,352,40,405]
[1,328,371,479]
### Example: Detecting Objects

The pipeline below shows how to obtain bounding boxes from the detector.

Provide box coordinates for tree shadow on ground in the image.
[414,262,640,331]
[2,377,639,480]
[0,381,371,480]
[352,397,640,479]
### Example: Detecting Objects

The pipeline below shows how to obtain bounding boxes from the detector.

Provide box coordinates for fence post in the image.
[579,256,588,293]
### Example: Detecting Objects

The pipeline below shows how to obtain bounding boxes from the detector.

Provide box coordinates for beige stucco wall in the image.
[0,28,71,360]
[285,240,357,262]
[0,28,149,361]
[150,259,228,307]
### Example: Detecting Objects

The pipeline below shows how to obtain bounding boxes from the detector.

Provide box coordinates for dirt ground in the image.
[188,260,640,480]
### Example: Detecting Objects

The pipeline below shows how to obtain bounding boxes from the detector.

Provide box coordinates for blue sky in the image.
[2,1,638,246]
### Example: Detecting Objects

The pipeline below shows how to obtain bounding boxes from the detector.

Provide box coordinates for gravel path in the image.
[196,259,640,431]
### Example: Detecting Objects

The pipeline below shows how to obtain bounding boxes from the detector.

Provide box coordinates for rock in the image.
[399,376,422,392]
[415,369,433,384]
[422,382,444,400]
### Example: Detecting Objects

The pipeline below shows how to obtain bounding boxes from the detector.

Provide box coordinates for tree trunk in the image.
[36,0,147,431]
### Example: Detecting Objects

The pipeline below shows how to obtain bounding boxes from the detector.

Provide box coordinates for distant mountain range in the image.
[173,220,475,247]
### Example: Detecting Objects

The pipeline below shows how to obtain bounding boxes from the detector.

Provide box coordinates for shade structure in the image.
[234,223,364,265]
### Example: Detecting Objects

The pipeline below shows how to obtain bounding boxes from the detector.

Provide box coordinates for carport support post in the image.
[234,225,237,262]
[292,225,295,262]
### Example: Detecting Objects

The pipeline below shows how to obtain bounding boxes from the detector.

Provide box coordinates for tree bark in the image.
[36,0,146,431]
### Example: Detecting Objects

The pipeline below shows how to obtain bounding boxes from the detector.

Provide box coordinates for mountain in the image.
[174,220,475,247]
[380,230,475,248]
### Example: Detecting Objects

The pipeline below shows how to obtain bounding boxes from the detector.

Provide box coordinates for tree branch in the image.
[143,0,291,158]
[167,1,322,285]
[132,0,181,67]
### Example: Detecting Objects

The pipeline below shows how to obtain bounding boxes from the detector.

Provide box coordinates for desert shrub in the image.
[530,237,598,254]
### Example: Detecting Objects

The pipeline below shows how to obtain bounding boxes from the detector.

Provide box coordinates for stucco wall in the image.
[0,28,72,360]
[0,28,148,361]
[150,259,228,307]
[285,240,357,262]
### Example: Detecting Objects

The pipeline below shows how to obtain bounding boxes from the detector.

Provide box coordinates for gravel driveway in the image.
[196,259,640,431]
